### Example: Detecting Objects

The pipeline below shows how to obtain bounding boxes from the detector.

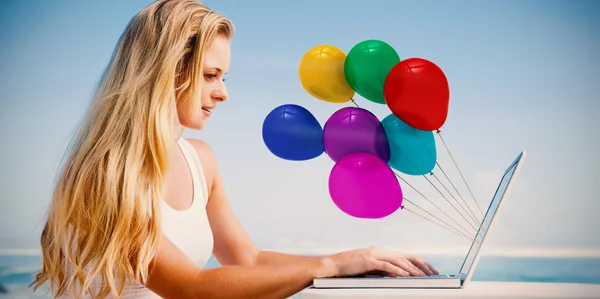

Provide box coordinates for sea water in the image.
[1,254,599,298]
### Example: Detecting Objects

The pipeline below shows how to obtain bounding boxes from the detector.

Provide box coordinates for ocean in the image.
[1,254,599,298]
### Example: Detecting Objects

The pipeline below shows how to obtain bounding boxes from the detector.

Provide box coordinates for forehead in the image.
[203,35,231,73]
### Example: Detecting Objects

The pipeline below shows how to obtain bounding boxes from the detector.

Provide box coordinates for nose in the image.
[213,81,228,102]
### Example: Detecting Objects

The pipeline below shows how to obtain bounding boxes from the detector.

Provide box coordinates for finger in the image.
[409,258,434,275]
[426,262,439,275]
[385,257,424,276]
[414,262,433,275]
[406,256,436,275]
[396,256,426,276]
[375,250,426,276]
[412,257,438,275]
[401,260,426,276]
[372,260,409,277]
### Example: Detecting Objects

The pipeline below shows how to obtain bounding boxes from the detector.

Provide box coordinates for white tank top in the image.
[59,138,214,298]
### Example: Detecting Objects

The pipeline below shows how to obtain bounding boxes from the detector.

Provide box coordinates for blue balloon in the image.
[381,114,436,175]
[262,104,324,161]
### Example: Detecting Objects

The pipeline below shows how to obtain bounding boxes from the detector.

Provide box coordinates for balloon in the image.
[381,113,436,176]
[383,57,450,131]
[298,45,355,104]
[328,152,403,219]
[323,107,390,163]
[262,104,324,161]
[344,40,400,105]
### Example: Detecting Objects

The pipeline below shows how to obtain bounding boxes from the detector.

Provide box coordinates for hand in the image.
[328,246,439,278]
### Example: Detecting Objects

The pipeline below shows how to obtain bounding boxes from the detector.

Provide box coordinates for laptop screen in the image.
[458,153,522,276]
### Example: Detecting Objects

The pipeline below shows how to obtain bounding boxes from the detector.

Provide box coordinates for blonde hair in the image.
[30,0,233,298]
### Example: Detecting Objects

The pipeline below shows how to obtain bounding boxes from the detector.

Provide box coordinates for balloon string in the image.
[395,172,475,238]
[411,129,471,218]
[436,130,484,217]
[403,197,476,241]
[402,200,477,243]
[423,174,479,232]
[431,172,480,227]
[347,99,478,237]
[435,162,482,224]
[402,122,480,231]
[397,128,479,232]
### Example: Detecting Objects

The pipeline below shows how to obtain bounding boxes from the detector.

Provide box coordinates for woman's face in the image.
[178,34,230,131]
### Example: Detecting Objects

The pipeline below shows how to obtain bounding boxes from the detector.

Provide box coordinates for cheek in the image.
[176,96,203,128]
[200,88,213,104]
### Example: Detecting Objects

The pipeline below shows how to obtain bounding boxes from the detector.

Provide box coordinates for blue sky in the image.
[0,0,598,256]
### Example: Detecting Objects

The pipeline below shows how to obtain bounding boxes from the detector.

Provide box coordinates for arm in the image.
[187,138,259,266]
[146,139,336,298]
[145,236,433,299]
[256,251,324,265]
[187,138,317,267]
[145,233,335,299]
[144,139,434,298]
[185,139,433,275]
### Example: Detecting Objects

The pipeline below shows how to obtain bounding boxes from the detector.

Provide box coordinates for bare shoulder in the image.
[185,138,215,161]
[184,138,219,190]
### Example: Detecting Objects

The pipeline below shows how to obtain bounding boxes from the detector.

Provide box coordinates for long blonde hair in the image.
[30,1,233,298]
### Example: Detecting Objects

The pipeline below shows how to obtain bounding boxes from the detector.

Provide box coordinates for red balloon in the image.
[383,58,450,131]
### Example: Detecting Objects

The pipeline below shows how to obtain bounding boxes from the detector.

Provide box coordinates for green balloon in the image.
[344,40,401,104]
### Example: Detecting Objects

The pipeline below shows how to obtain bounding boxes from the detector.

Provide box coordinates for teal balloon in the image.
[381,114,436,176]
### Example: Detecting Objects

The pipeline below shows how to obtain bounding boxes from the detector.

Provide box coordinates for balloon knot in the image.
[400,205,405,210]
[436,129,441,134]
[429,172,434,176]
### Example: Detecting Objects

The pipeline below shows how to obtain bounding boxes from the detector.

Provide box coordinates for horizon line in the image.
[264,247,600,258]
[2,246,600,258]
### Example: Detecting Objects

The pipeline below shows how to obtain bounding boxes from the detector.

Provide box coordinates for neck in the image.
[174,124,185,140]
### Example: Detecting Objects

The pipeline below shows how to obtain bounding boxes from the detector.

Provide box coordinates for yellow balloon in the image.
[298,45,355,104]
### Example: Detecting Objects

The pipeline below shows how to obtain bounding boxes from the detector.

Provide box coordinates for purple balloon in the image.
[323,107,390,163]
[328,152,404,219]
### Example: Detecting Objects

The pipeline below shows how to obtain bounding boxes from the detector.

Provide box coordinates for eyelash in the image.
[204,74,226,82]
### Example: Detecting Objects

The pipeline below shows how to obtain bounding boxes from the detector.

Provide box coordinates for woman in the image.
[31,0,438,298]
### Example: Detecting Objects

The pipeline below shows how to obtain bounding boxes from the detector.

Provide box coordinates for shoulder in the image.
[185,138,214,160]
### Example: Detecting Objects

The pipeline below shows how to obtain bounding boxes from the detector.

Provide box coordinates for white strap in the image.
[177,138,210,206]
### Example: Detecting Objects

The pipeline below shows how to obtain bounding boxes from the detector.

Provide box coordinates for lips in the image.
[202,107,213,117]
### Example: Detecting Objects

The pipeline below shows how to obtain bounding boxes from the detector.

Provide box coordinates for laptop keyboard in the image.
[404,274,456,279]
[363,274,456,279]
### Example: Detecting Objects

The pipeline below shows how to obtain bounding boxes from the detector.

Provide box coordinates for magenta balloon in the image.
[323,107,390,163]
[328,152,403,219]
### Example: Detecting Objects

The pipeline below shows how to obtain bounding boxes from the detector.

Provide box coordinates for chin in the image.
[187,121,206,130]
[180,117,206,131]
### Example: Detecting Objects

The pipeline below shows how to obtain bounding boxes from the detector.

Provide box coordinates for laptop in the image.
[312,151,527,289]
